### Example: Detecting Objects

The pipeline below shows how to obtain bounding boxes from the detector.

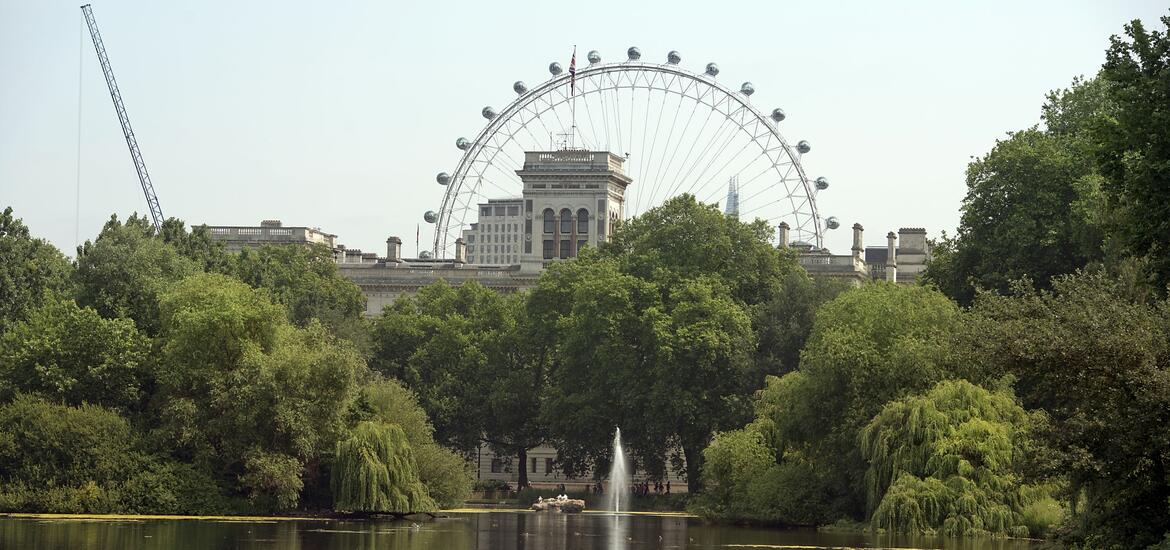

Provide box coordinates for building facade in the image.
[206,220,338,253]
[515,150,630,272]
[463,198,524,265]
[206,151,931,316]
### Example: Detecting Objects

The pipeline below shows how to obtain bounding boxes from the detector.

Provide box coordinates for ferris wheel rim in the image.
[433,58,823,258]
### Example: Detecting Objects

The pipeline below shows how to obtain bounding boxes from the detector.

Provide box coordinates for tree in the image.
[232,244,366,341]
[158,217,232,274]
[370,281,499,455]
[0,395,227,515]
[154,272,363,511]
[370,280,549,488]
[352,378,471,508]
[478,293,551,489]
[923,78,1112,304]
[75,214,200,335]
[954,271,1170,546]
[331,421,434,513]
[757,283,962,518]
[0,207,74,333]
[539,260,755,491]
[0,296,151,412]
[753,267,851,376]
[1094,15,1170,292]
[599,194,788,307]
[860,379,1052,537]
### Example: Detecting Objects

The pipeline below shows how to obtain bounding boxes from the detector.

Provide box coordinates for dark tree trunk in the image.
[517,447,529,488]
[683,443,703,493]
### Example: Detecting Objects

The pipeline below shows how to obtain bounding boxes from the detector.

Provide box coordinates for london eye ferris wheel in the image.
[425,47,837,259]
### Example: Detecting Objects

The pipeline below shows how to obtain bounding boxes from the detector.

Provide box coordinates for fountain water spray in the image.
[607,427,629,514]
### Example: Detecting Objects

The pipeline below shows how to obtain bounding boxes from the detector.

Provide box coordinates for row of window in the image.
[543,239,588,260]
[468,244,517,255]
[481,223,519,233]
[472,233,518,244]
[480,205,521,217]
[489,457,556,474]
[468,255,516,264]
[542,208,589,234]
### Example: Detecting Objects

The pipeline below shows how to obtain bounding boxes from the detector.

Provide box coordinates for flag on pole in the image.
[569,46,577,94]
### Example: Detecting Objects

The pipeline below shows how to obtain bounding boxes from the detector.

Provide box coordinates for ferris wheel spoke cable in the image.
[632,88,653,213]
[580,85,604,151]
[681,108,754,199]
[695,139,762,204]
[545,87,573,147]
[611,83,623,155]
[666,108,736,200]
[433,55,828,253]
[658,106,718,202]
[640,90,681,204]
[699,149,766,206]
[728,161,778,201]
[645,93,698,205]
[642,84,674,178]
[635,88,670,215]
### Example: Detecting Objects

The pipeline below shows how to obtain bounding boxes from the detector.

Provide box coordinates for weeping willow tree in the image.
[859,379,1054,537]
[331,421,435,513]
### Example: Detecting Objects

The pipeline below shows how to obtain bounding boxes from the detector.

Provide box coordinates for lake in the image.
[0,511,1043,549]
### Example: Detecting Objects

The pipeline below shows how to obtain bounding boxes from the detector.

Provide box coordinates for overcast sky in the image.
[2,1,1166,258]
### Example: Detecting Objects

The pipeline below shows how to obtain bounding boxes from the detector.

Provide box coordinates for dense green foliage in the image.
[331,422,434,513]
[352,379,473,508]
[75,214,201,335]
[232,244,367,346]
[0,14,1165,543]
[0,296,150,411]
[371,281,546,486]
[1095,15,1170,292]
[0,208,467,515]
[922,79,1110,305]
[0,207,75,333]
[955,272,1170,546]
[0,395,228,514]
[760,283,962,519]
[860,380,1049,537]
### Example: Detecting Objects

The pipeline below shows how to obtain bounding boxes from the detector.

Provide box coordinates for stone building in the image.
[462,198,524,265]
[864,227,931,283]
[515,150,630,272]
[207,150,930,316]
[206,220,338,253]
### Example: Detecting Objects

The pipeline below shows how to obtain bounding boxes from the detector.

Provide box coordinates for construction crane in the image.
[80,4,165,234]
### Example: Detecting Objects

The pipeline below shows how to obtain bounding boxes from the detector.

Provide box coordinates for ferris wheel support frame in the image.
[433,59,823,258]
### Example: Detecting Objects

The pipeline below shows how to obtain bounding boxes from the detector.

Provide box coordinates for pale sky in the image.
[2,1,1166,258]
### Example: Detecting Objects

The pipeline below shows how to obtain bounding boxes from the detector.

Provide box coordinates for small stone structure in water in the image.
[531,496,585,513]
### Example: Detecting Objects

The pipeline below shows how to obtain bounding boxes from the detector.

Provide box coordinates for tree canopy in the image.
[860,380,1049,537]
[0,207,74,333]
[0,296,150,412]
[331,421,435,513]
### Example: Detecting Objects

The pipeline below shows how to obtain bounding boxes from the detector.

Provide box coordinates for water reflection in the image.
[0,512,1043,550]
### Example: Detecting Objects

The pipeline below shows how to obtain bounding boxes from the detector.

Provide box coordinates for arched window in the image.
[577,208,589,233]
[560,209,573,234]
[543,209,555,233]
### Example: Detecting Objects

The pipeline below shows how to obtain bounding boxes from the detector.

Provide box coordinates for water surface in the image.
[0,511,1042,549]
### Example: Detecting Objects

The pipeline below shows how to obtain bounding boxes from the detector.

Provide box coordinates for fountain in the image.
[607,427,629,514]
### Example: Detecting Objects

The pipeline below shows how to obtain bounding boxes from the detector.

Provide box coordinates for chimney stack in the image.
[886,231,897,282]
[777,222,790,249]
[454,238,467,265]
[851,223,864,260]
[386,236,403,263]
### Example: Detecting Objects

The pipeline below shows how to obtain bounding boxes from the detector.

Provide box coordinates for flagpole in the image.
[570,45,577,149]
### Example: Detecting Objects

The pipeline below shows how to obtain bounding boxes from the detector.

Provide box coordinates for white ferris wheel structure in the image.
[426,47,838,259]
